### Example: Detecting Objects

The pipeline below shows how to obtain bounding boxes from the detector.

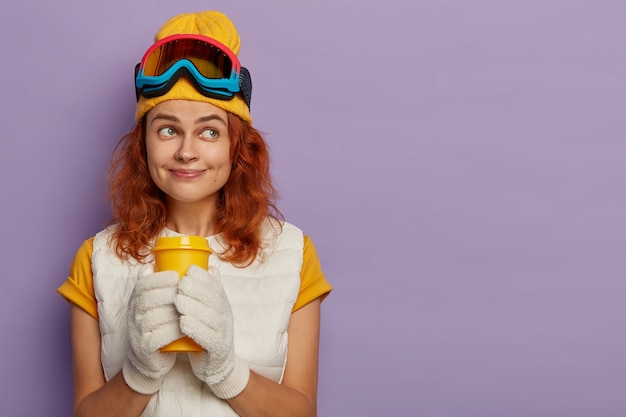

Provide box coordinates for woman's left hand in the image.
[175,265,250,399]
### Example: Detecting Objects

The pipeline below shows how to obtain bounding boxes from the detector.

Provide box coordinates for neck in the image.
[165,198,219,237]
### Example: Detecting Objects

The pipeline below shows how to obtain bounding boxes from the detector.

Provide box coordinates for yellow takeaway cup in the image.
[152,236,212,352]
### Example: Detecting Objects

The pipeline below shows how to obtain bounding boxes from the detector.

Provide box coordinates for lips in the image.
[169,169,206,179]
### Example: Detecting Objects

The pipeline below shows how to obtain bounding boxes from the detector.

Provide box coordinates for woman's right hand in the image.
[122,268,183,394]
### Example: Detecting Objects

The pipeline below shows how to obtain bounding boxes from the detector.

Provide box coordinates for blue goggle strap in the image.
[135,60,252,107]
[137,59,239,91]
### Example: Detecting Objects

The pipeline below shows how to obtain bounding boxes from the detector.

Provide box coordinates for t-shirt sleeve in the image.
[57,237,99,320]
[293,235,332,312]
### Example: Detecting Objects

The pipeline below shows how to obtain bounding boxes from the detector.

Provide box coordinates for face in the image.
[145,100,232,206]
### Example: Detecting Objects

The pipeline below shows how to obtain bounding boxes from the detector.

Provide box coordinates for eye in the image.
[158,127,177,137]
[200,128,219,139]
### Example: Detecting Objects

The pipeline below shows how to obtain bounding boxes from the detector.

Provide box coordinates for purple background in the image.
[1,0,625,415]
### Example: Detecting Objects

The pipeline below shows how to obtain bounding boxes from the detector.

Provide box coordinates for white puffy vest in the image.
[92,220,303,416]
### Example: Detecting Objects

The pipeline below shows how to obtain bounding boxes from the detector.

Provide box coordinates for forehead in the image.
[147,100,229,125]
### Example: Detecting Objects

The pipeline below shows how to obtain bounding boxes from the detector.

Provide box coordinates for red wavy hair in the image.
[107,113,282,266]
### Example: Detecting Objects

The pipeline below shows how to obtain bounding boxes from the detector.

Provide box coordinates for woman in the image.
[58,10,332,417]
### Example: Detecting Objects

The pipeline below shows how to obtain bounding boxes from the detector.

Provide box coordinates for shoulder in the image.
[93,225,118,242]
[261,218,304,249]
[93,224,131,255]
[245,218,304,266]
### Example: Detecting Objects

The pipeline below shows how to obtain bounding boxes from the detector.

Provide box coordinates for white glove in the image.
[175,265,250,399]
[122,267,183,394]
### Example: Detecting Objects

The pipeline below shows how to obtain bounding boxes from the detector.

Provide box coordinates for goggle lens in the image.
[143,38,234,80]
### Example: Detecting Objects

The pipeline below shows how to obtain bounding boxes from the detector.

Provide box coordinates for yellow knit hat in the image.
[135,11,252,124]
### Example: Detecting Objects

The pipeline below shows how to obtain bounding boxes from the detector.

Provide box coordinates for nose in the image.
[174,135,198,162]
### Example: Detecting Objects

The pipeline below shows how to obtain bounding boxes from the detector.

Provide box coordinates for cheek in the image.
[221,152,233,167]
[214,148,233,181]
[144,143,162,180]
[210,144,232,167]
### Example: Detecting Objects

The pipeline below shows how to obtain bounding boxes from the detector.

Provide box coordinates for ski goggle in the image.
[135,34,252,107]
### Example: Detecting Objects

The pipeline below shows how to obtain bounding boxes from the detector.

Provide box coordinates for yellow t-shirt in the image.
[58,235,332,319]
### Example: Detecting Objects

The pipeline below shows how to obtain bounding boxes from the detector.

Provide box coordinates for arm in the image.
[226,297,321,417]
[176,265,322,416]
[70,304,150,417]
[71,268,182,416]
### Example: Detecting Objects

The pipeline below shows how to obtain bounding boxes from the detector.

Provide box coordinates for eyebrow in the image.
[150,113,179,123]
[196,114,227,125]
[149,113,227,125]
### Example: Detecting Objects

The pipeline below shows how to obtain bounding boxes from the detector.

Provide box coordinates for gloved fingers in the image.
[175,292,227,326]
[128,351,175,377]
[178,269,228,306]
[132,270,180,312]
[143,320,185,352]
[135,270,180,292]
[185,265,224,290]
[128,317,182,355]
[134,285,179,313]
[179,314,222,350]
[134,304,179,334]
